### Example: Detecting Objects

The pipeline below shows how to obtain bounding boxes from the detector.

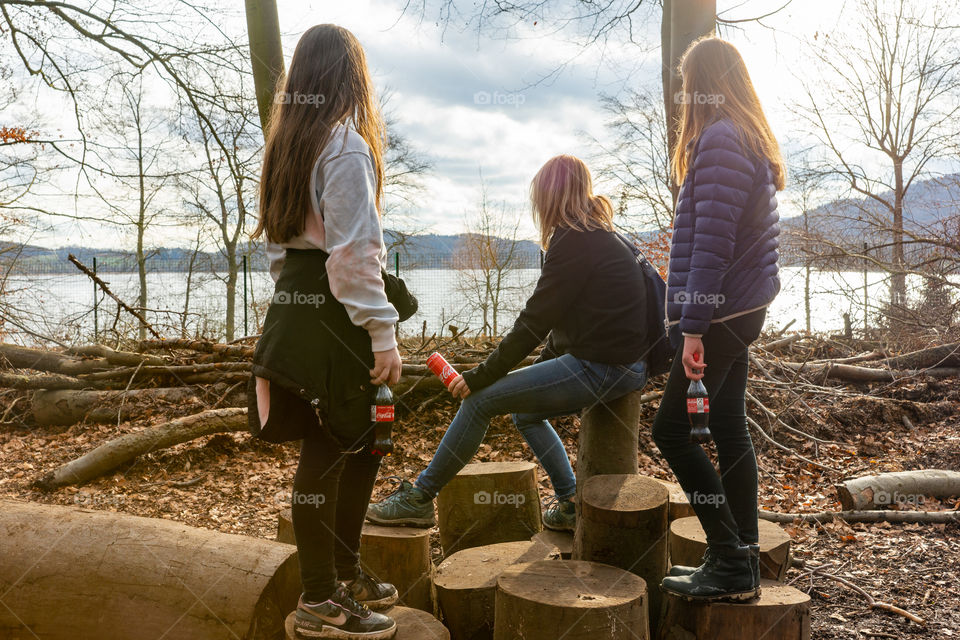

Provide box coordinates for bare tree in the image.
[797,0,960,310]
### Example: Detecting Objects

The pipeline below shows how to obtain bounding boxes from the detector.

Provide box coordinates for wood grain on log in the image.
[836,469,960,511]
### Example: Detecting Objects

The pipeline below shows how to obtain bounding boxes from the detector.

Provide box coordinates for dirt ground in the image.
[1,358,958,638]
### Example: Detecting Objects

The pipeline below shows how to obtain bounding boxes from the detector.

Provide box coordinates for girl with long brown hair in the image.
[367,154,652,534]
[654,36,784,602]
[250,24,416,639]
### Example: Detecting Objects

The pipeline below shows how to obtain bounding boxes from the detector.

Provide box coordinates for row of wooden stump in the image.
[277,461,810,640]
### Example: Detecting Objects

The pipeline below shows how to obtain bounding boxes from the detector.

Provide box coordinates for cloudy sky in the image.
[8,0,855,248]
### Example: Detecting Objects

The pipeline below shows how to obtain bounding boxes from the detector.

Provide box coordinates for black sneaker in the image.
[294,584,397,639]
[343,569,399,610]
[660,544,760,602]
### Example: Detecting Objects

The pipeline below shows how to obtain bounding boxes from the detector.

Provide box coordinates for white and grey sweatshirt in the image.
[265,124,399,352]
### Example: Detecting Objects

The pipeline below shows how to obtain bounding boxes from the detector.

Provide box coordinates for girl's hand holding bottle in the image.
[371,346,403,386]
[681,335,706,381]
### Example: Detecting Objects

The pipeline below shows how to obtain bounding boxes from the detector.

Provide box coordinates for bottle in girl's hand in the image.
[426,352,458,387]
[370,384,394,456]
[686,353,712,443]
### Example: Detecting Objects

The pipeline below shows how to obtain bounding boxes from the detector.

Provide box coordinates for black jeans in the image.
[652,308,765,551]
[268,383,381,602]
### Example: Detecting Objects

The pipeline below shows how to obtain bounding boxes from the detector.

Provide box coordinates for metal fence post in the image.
[862,241,868,334]
[243,254,249,337]
[394,251,399,278]
[92,256,99,343]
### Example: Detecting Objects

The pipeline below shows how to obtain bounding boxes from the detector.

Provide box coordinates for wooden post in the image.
[278,510,434,611]
[0,500,301,640]
[573,475,669,634]
[434,540,559,640]
[531,529,572,559]
[669,516,793,581]
[658,579,811,640]
[436,461,542,557]
[576,390,642,506]
[493,560,649,640]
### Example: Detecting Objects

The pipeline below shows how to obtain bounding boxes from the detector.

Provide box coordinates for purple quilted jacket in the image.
[666,118,781,336]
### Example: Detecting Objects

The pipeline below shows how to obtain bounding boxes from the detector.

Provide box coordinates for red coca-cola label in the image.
[687,397,709,414]
[371,404,394,421]
[427,352,459,386]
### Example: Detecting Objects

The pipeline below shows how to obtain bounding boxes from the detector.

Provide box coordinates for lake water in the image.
[0,266,925,345]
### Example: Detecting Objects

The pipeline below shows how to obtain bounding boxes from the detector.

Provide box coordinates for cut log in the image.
[0,371,92,391]
[31,386,222,426]
[0,342,110,375]
[360,524,434,613]
[277,507,295,544]
[880,342,960,370]
[531,529,572,559]
[657,579,810,640]
[285,606,450,640]
[494,560,648,640]
[576,390,642,506]
[760,509,960,524]
[573,474,668,632]
[434,539,559,640]
[669,516,792,581]
[34,407,247,489]
[836,469,960,511]
[436,461,542,557]
[0,499,301,640]
[653,477,696,521]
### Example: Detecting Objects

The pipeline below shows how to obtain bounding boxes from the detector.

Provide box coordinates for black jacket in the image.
[462,227,648,391]
[250,248,416,448]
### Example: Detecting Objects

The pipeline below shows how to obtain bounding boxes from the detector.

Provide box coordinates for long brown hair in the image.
[671,37,785,191]
[530,155,614,249]
[252,24,386,244]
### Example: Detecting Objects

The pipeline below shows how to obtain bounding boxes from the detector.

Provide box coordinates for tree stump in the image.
[493,560,648,640]
[531,529,573,559]
[669,516,792,581]
[285,605,450,640]
[0,500,301,640]
[657,579,810,640]
[576,390,642,505]
[652,478,696,521]
[279,511,434,612]
[360,524,434,612]
[436,461,542,557]
[573,474,668,633]
[434,539,559,640]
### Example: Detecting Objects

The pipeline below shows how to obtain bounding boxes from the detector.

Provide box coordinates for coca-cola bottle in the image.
[370,384,395,456]
[686,352,712,444]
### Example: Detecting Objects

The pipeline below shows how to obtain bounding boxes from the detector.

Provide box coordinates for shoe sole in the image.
[294,620,398,639]
[542,521,575,532]
[365,513,434,528]
[359,592,399,610]
[660,584,762,602]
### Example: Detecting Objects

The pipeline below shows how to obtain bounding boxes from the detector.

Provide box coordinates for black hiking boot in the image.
[667,546,719,577]
[660,544,760,602]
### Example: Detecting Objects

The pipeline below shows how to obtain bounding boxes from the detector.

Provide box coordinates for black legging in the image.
[652,308,765,550]
[267,383,380,602]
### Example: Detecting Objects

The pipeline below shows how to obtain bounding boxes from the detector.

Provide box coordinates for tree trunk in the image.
[225,243,238,342]
[573,475,668,633]
[35,408,247,489]
[836,469,960,511]
[494,560,649,640]
[434,540,559,640]
[436,461,542,557]
[31,386,224,426]
[360,524,434,613]
[0,500,301,640]
[244,0,285,134]
[658,579,810,640]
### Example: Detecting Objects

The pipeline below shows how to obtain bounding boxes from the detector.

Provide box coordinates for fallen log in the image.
[0,499,301,640]
[31,386,238,426]
[65,344,166,367]
[0,343,111,375]
[759,509,959,524]
[139,338,255,359]
[0,371,92,390]
[836,469,960,511]
[879,342,960,370]
[34,407,247,489]
[80,361,252,381]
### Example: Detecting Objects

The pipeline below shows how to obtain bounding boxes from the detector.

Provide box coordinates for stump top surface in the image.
[582,474,669,511]
[434,540,559,590]
[497,560,646,608]
[286,607,450,640]
[455,461,536,476]
[361,522,432,539]
[653,478,691,505]
[670,516,791,550]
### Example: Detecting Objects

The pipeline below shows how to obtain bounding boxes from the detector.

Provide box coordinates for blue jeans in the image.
[415,353,648,501]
